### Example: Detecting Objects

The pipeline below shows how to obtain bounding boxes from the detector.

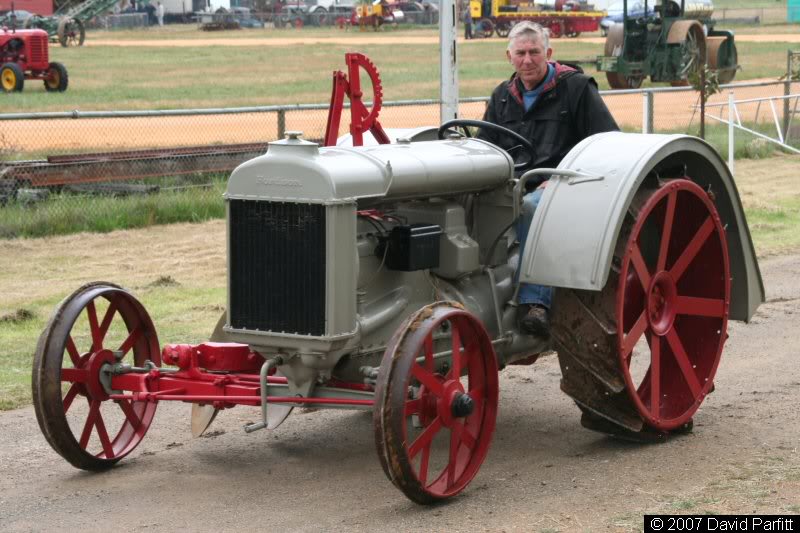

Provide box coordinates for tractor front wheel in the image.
[32,282,161,470]
[604,24,644,89]
[373,302,499,504]
[44,62,69,92]
[0,63,24,92]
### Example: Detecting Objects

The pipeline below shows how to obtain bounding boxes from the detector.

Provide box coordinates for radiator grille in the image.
[28,35,48,64]
[229,200,326,336]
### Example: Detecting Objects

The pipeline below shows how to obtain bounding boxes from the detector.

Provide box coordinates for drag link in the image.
[244,355,284,433]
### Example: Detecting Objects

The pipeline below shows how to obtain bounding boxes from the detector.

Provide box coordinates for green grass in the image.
[0,178,226,239]
[0,28,797,113]
[746,196,800,255]
[0,284,225,410]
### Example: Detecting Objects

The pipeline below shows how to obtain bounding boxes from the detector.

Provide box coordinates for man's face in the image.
[507,35,553,90]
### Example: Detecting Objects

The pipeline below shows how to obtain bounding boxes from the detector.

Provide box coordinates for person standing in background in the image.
[463,2,473,40]
[157,1,165,26]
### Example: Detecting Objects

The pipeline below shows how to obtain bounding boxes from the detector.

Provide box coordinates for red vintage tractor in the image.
[0,27,68,93]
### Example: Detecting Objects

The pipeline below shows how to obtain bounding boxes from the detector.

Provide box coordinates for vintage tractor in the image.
[598,0,738,89]
[31,58,764,505]
[0,27,68,92]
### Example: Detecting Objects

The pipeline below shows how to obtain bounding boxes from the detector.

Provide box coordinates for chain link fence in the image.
[0,80,794,237]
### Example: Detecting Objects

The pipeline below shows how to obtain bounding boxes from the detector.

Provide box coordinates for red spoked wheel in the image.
[373,302,499,504]
[617,179,730,431]
[33,282,161,471]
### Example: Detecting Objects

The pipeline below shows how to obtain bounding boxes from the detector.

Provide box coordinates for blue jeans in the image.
[514,188,553,309]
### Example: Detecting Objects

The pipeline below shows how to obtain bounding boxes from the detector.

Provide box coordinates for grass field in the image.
[1,24,798,113]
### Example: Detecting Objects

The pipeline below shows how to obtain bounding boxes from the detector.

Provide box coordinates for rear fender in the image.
[519,132,764,322]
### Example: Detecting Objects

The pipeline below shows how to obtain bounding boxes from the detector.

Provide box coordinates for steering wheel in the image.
[437,119,535,172]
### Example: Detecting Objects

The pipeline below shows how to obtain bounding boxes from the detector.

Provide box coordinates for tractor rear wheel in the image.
[44,62,69,92]
[475,18,494,38]
[604,24,644,89]
[374,302,499,504]
[58,17,85,47]
[32,283,161,470]
[553,177,730,440]
[0,63,24,92]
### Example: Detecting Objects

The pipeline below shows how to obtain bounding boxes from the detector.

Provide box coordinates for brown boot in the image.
[519,304,550,338]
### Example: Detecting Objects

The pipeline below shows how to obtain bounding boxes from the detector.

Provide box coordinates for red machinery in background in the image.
[0,27,67,92]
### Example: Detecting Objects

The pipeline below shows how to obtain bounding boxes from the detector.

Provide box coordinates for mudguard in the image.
[519,132,764,322]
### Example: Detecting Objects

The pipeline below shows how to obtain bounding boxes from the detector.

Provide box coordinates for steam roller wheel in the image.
[495,22,511,38]
[707,36,738,85]
[668,20,705,87]
[373,302,499,504]
[553,178,730,441]
[604,24,643,89]
[475,18,494,38]
[32,282,161,470]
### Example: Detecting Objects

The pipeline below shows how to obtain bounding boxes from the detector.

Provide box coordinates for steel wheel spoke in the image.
[670,217,714,281]
[657,191,677,271]
[408,416,442,459]
[650,337,661,419]
[419,443,431,486]
[94,410,115,458]
[79,400,100,449]
[117,399,142,428]
[97,299,118,350]
[449,325,462,379]
[622,311,648,359]
[630,244,651,290]
[461,425,478,451]
[665,329,703,398]
[404,398,422,417]
[423,335,434,372]
[117,325,142,356]
[66,335,81,367]
[63,383,80,414]
[61,367,88,383]
[411,365,444,397]
[675,296,725,318]
[86,301,102,352]
[447,421,463,487]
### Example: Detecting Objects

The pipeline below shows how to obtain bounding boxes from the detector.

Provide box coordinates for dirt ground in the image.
[0,251,797,531]
[2,81,788,152]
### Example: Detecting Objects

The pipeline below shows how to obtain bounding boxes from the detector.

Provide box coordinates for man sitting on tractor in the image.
[477,21,619,338]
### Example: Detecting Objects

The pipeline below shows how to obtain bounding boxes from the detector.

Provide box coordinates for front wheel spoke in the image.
[61,367,88,383]
[66,335,81,367]
[460,425,478,451]
[675,295,726,318]
[411,364,444,397]
[404,398,422,417]
[117,325,142,356]
[97,299,118,349]
[670,217,715,281]
[408,416,442,460]
[63,383,80,414]
[447,422,463,487]
[117,399,142,428]
[79,400,100,449]
[423,335,434,372]
[650,337,661,419]
[86,300,102,352]
[449,326,462,379]
[419,444,431,486]
[94,410,115,458]
[665,329,703,398]
[622,311,648,358]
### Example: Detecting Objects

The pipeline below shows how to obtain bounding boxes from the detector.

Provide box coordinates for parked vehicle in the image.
[394,1,438,24]
[0,27,68,92]
[469,0,604,38]
[600,1,657,35]
[231,7,264,28]
[0,9,35,26]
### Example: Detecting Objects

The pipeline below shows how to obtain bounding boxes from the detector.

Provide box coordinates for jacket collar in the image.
[507,61,577,105]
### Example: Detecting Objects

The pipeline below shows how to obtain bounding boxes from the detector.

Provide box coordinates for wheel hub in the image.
[85,349,116,401]
[437,379,466,427]
[647,271,677,336]
[450,393,474,418]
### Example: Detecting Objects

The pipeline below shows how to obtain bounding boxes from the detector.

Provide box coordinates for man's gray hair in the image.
[507,21,550,51]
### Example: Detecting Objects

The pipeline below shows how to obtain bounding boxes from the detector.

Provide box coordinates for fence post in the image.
[728,90,735,177]
[642,90,654,133]
[277,109,286,140]
[785,50,792,139]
